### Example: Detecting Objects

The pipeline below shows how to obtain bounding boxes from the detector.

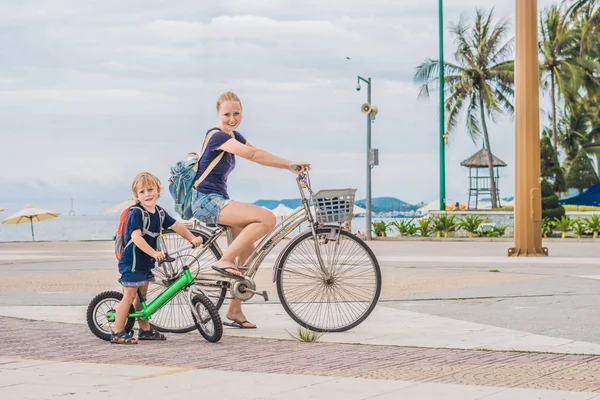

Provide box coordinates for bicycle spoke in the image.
[278,230,381,332]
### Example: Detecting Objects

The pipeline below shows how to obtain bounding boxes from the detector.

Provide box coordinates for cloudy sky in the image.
[0,0,557,215]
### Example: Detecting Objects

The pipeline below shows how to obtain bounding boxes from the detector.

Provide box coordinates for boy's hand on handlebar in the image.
[152,251,166,262]
[289,162,311,174]
[190,236,204,248]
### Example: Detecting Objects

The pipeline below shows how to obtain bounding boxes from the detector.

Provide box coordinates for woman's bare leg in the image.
[224,225,256,328]
[217,202,276,328]
[216,201,275,274]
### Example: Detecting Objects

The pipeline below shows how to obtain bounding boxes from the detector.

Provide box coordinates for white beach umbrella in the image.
[2,205,60,241]
[101,197,136,215]
[271,204,295,219]
[353,205,367,215]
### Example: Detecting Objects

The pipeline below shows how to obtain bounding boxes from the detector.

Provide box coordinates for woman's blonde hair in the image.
[131,172,163,202]
[216,91,242,112]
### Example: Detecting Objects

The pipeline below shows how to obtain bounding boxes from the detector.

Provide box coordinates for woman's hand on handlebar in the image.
[289,162,311,174]
[190,236,204,248]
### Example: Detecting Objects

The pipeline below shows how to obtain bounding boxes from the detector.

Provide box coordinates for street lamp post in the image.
[357,75,373,240]
[438,0,446,211]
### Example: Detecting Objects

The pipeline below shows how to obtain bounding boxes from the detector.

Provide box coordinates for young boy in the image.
[111,172,203,344]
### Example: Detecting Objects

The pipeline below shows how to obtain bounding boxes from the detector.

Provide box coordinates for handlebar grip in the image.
[158,254,177,266]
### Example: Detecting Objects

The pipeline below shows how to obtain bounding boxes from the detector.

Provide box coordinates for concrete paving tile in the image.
[365,381,503,399]
[17,360,180,378]
[0,383,83,400]
[0,357,58,369]
[478,387,598,400]
[258,377,412,400]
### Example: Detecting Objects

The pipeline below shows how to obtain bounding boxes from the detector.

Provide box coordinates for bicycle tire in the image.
[276,228,381,332]
[147,229,227,334]
[191,294,223,343]
[86,291,135,341]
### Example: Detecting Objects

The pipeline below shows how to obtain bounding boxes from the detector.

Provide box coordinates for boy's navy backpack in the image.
[114,205,165,260]
[169,129,225,220]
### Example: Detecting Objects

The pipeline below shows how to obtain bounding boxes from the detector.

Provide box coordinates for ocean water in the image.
[0,215,120,242]
[0,214,404,242]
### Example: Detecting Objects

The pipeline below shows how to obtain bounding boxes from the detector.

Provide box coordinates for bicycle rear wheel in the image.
[147,228,227,333]
[276,227,381,332]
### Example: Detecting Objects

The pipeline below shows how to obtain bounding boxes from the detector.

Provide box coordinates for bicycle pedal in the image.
[244,288,269,302]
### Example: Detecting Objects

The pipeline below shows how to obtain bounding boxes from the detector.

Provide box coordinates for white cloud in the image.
[0,0,560,214]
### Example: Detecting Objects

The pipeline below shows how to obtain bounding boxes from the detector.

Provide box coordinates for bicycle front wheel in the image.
[147,229,226,333]
[276,228,381,332]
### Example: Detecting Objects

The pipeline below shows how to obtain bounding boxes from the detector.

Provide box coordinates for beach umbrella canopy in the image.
[2,205,60,241]
[101,197,136,215]
[353,205,367,215]
[271,204,295,218]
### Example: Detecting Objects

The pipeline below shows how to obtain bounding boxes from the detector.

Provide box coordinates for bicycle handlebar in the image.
[158,243,194,266]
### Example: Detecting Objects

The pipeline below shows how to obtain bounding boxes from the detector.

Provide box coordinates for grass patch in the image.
[488,269,500,273]
[287,326,325,342]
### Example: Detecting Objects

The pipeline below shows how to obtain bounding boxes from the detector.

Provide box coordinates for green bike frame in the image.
[106,267,194,322]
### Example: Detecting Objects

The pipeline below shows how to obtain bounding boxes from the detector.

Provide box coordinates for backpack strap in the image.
[192,129,233,189]
[157,205,166,238]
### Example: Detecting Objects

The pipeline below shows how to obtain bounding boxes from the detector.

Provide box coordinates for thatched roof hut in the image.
[460,148,507,168]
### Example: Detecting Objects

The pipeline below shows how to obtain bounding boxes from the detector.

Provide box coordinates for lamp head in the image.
[356,82,361,91]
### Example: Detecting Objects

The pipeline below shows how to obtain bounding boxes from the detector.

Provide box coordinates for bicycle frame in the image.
[244,170,336,279]
[180,170,337,287]
[106,246,207,322]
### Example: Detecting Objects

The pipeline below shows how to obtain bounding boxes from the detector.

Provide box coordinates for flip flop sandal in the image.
[223,319,257,329]
[211,265,244,280]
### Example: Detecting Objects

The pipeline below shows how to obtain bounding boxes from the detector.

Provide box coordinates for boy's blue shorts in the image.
[119,270,155,287]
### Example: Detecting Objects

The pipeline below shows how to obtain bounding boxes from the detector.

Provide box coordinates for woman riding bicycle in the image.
[192,91,310,329]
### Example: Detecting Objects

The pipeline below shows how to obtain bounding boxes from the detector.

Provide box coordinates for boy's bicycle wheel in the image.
[147,229,227,333]
[87,291,135,341]
[275,228,381,332]
[191,293,223,343]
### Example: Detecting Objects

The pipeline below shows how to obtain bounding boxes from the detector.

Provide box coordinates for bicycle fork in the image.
[309,224,336,280]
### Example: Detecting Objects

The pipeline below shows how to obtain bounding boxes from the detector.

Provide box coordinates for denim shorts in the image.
[192,191,231,226]
[119,270,155,287]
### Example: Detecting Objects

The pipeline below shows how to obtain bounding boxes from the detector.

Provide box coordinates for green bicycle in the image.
[86,245,222,343]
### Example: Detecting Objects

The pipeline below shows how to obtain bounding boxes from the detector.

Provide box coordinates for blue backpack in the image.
[169,129,223,220]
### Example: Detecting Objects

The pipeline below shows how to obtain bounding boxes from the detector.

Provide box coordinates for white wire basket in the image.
[312,188,357,224]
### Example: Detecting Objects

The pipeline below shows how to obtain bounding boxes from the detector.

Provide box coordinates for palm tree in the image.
[566,0,600,54]
[558,102,592,166]
[539,4,582,152]
[413,8,514,209]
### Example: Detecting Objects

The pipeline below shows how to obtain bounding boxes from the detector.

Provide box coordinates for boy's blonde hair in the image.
[131,172,162,202]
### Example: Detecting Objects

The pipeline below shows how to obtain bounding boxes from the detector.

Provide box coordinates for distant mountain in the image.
[253,197,418,213]
[253,199,303,209]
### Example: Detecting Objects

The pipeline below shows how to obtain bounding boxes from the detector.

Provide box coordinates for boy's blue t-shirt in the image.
[118,206,176,274]
[195,128,247,199]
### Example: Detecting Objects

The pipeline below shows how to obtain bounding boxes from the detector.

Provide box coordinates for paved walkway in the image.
[2,240,600,398]
[1,304,600,355]
[1,317,599,398]
[2,356,598,400]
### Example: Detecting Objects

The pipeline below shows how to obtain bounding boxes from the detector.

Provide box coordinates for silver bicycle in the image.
[147,169,382,333]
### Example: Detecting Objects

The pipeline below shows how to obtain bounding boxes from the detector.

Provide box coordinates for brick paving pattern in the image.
[1,317,599,392]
